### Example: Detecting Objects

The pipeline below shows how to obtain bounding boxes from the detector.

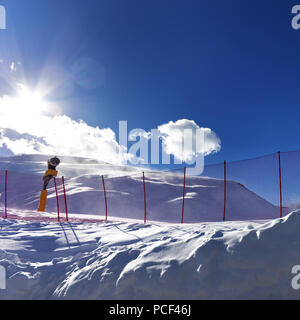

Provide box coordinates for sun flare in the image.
[0,85,50,133]
[16,87,46,115]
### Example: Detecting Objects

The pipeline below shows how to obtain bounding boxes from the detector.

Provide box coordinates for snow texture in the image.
[0,154,297,299]
[0,209,300,299]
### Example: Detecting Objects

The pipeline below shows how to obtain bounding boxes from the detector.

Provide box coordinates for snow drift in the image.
[0,209,299,299]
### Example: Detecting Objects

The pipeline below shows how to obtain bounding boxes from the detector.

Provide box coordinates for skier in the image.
[38,156,61,212]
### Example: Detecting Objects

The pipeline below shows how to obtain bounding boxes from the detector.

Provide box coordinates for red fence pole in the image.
[102,175,108,221]
[223,161,226,222]
[54,177,60,221]
[278,151,283,218]
[181,167,186,224]
[143,172,147,224]
[62,177,68,221]
[4,170,7,219]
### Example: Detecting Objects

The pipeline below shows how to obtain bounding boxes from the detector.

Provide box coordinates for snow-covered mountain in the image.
[0,154,279,223]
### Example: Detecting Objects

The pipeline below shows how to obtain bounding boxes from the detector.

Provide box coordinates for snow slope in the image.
[0,208,300,299]
[0,154,279,223]
[0,154,295,300]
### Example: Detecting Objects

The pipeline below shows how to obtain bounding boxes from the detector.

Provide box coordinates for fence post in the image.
[181,167,186,224]
[102,175,108,221]
[54,177,60,221]
[278,151,283,218]
[143,172,147,224]
[62,177,68,221]
[223,161,226,222]
[4,170,7,219]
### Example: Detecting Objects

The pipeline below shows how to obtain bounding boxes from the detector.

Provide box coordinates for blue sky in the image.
[0,0,299,165]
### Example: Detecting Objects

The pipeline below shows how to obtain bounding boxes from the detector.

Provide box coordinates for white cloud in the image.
[0,88,221,165]
[0,93,130,164]
[157,119,221,162]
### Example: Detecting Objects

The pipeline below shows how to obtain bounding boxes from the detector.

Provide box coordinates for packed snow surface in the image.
[0,154,296,299]
[0,209,299,299]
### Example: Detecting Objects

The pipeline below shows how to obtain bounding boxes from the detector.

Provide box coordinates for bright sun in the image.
[16,87,45,115]
[0,84,62,132]
[0,86,47,129]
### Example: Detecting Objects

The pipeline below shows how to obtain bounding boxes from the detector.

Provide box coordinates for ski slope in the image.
[0,208,300,299]
[0,154,279,222]
[0,154,297,299]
